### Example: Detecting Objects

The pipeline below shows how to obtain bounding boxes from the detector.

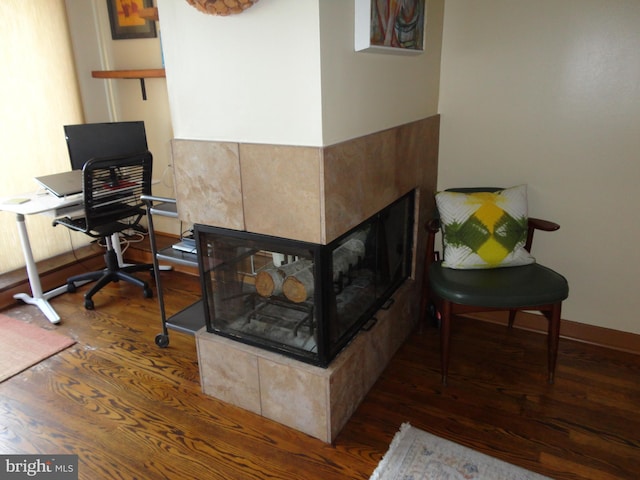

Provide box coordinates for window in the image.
[0,0,85,273]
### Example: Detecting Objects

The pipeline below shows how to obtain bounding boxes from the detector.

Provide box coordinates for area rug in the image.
[0,314,76,382]
[370,423,552,480]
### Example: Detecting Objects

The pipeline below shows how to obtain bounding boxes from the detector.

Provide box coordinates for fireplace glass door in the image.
[196,191,414,366]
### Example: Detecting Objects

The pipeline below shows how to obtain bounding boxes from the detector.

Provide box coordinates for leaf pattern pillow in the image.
[435,185,535,269]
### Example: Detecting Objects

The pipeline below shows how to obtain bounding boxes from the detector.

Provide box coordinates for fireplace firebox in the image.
[195,191,414,367]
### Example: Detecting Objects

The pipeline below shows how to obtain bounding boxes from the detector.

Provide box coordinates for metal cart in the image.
[141,195,204,347]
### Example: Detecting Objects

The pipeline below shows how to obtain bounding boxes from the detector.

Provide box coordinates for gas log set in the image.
[195,191,414,367]
[254,231,367,304]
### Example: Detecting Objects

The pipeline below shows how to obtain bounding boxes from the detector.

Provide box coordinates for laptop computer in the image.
[34,170,82,198]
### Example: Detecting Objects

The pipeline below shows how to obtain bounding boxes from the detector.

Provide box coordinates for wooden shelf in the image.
[91,69,166,100]
[91,69,165,79]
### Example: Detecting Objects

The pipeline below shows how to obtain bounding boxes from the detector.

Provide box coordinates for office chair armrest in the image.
[140,194,176,205]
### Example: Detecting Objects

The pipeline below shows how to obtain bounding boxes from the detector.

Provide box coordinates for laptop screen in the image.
[64,121,148,171]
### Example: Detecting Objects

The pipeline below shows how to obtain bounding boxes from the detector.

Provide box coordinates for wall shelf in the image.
[91,69,166,100]
[91,69,165,79]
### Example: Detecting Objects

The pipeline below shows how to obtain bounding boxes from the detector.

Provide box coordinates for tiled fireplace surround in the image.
[172,115,439,442]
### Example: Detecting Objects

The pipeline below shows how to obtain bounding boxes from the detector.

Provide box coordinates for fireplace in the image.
[195,191,414,367]
[177,116,439,441]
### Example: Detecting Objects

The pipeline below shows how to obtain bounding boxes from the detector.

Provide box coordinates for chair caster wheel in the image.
[155,334,169,348]
[84,298,94,310]
[67,283,77,293]
[143,288,153,299]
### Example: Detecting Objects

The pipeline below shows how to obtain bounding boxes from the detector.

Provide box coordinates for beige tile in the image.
[323,125,418,243]
[196,331,261,415]
[327,334,368,439]
[169,116,440,247]
[240,144,323,244]
[362,315,393,388]
[258,358,329,441]
[323,116,440,275]
[172,139,245,229]
[366,281,417,383]
[196,277,418,443]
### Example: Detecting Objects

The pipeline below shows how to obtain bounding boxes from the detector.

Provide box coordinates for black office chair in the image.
[53,151,154,310]
[421,187,569,385]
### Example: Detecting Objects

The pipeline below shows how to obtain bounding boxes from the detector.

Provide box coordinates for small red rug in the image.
[0,313,76,382]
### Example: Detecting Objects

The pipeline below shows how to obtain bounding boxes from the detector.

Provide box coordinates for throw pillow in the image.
[435,185,535,269]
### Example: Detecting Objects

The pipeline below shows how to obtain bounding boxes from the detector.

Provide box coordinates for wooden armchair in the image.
[421,187,569,385]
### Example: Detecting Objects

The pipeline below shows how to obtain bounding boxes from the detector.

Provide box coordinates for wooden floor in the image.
[1,270,639,479]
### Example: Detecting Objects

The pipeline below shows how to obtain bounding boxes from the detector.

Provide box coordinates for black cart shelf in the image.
[141,195,205,347]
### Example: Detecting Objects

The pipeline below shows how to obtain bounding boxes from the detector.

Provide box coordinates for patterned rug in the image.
[0,314,75,382]
[370,423,552,480]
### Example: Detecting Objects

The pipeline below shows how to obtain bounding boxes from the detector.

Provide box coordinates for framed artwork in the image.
[355,0,426,54]
[107,0,157,40]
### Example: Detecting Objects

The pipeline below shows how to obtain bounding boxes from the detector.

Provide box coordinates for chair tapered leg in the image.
[419,286,428,325]
[420,257,432,327]
[440,300,452,385]
[547,302,562,384]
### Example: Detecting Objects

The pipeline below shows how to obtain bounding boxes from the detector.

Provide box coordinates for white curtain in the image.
[0,0,86,273]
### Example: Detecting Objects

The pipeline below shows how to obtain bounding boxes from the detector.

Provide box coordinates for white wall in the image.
[157,0,323,145]
[319,0,443,145]
[157,0,443,146]
[438,0,640,334]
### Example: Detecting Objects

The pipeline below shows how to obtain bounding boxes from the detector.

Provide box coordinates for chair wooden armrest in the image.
[526,217,560,252]
[424,218,441,266]
[529,217,560,232]
[425,218,441,233]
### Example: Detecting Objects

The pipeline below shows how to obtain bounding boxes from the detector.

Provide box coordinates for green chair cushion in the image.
[429,261,569,308]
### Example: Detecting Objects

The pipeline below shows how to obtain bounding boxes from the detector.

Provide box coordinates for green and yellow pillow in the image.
[435,185,535,269]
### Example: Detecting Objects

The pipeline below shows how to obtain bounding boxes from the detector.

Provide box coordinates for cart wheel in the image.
[143,288,153,299]
[67,282,77,293]
[155,334,169,348]
[84,298,94,310]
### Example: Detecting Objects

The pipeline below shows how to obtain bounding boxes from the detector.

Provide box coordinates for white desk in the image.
[0,191,84,324]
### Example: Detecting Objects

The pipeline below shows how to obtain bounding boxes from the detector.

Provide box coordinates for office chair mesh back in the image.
[82,151,152,237]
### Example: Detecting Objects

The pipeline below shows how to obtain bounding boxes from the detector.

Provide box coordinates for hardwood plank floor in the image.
[1,270,639,479]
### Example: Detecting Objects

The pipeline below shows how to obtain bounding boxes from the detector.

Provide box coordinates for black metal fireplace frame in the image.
[195,190,415,367]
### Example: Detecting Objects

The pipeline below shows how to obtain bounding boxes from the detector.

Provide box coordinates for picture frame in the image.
[355,0,426,55]
[107,0,157,40]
